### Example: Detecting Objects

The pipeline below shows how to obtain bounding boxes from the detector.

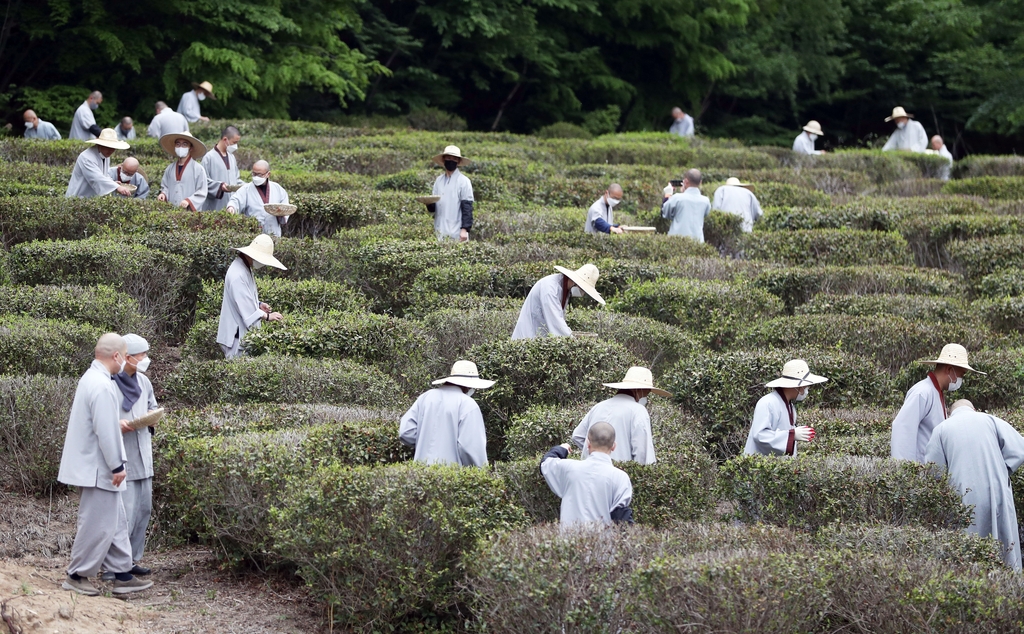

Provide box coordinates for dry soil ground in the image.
[0,491,325,634]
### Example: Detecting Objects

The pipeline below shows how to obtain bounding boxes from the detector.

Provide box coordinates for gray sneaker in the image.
[100,571,116,582]
[111,576,153,594]
[62,576,100,596]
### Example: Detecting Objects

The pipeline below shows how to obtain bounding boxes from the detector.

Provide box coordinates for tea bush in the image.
[947,235,1024,281]
[978,269,1024,298]
[752,265,963,310]
[194,277,368,322]
[0,375,77,495]
[951,155,1024,179]
[974,297,1024,334]
[286,190,422,237]
[565,309,700,374]
[0,284,150,336]
[795,293,971,322]
[942,175,1024,199]
[741,229,914,266]
[0,316,103,376]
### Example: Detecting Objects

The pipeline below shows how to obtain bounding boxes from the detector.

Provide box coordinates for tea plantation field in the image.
[4,121,1024,631]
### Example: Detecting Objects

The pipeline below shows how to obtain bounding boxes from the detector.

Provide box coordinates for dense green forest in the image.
[2,0,1023,154]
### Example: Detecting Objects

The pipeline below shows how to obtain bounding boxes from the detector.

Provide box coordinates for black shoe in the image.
[130,565,151,576]
[100,571,116,582]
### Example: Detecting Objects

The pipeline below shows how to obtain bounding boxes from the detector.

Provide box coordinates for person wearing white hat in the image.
[925,399,1024,571]
[109,334,158,577]
[226,160,290,236]
[792,120,824,155]
[399,360,493,467]
[712,177,763,233]
[65,128,134,199]
[541,423,634,528]
[157,131,209,210]
[571,367,670,464]
[147,101,190,139]
[661,168,711,242]
[59,334,153,596]
[881,106,928,153]
[216,235,287,359]
[511,264,604,340]
[69,90,103,141]
[669,107,695,137]
[424,145,475,242]
[202,125,243,211]
[108,157,150,199]
[743,359,827,456]
[891,343,984,462]
[178,81,214,123]
[584,184,624,234]
[927,135,954,181]
[22,109,61,140]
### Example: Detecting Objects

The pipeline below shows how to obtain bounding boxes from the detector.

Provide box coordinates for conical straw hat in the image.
[234,234,286,270]
[554,263,604,305]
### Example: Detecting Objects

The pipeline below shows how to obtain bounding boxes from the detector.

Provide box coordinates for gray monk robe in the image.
[216,256,264,358]
[66,146,117,198]
[511,273,572,340]
[891,373,946,462]
[744,389,798,456]
[201,148,241,211]
[541,447,633,528]
[114,371,158,563]
[147,108,189,139]
[159,157,208,210]
[58,360,132,578]
[925,408,1024,570]
[398,384,488,467]
[572,394,656,464]
[69,101,100,140]
[108,166,150,199]
[228,181,289,237]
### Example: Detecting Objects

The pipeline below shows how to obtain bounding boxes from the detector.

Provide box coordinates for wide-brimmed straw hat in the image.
[159,131,207,160]
[234,234,287,270]
[803,120,824,135]
[725,177,752,190]
[765,359,829,389]
[918,343,986,374]
[603,366,671,397]
[191,81,216,99]
[86,128,130,151]
[432,360,495,390]
[432,145,470,167]
[885,106,914,122]
[554,263,605,306]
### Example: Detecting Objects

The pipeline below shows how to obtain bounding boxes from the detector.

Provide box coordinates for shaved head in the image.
[950,399,975,414]
[89,91,102,100]
[221,125,240,142]
[23,110,36,121]
[672,107,683,117]
[155,101,168,113]
[253,160,270,172]
[684,168,702,187]
[587,422,616,451]
[122,157,140,175]
[930,135,944,151]
[121,116,133,127]
[95,333,126,359]
[608,183,622,196]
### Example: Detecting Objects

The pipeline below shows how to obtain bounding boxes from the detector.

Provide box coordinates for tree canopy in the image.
[2,0,1022,152]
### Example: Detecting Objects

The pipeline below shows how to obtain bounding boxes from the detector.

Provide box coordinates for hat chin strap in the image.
[781,370,812,386]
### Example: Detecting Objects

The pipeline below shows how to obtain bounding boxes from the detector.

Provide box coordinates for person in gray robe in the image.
[23,109,61,140]
[541,423,634,528]
[881,106,928,152]
[399,360,492,467]
[662,168,711,241]
[201,125,242,211]
[65,129,133,199]
[147,102,190,139]
[792,120,824,155]
[669,107,695,137]
[712,178,763,233]
[178,81,213,123]
[423,145,474,242]
[108,157,150,199]
[891,344,983,462]
[109,334,158,576]
[584,184,624,234]
[511,264,604,340]
[925,400,1024,570]
[58,334,153,596]
[157,132,208,210]
[217,235,286,358]
[928,135,954,181]
[116,117,136,141]
[226,160,289,236]
[744,359,827,456]
[69,91,103,140]
[571,366,670,464]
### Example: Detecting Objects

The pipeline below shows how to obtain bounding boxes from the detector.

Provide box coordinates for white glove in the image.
[662,184,674,197]
[793,426,816,443]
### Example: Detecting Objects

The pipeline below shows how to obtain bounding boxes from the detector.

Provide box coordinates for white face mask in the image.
[896,121,907,130]
[120,171,132,182]
[808,133,819,142]
[252,175,267,186]
[24,121,32,128]
[607,196,621,207]
[226,143,238,154]
[116,355,126,374]
[197,92,207,101]
[570,287,583,298]
[465,388,476,397]
[89,101,99,110]
[175,146,190,158]
[252,261,265,270]
[948,372,963,392]
[134,357,151,373]
[795,388,809,402]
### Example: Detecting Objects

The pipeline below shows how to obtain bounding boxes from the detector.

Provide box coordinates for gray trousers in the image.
[220,334,242,359]
[68,487,132,578]
[122,477,153,562]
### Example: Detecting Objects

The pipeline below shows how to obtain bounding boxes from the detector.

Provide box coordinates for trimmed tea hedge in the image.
[795,293,971,323]
[942,175,1024,199]
[752,265,963,310]
[948,235,1024,282]
[978,269,1024,298]
[0,316,103,376]
[951,155,1024,179]
[286,190,423,237]
[565,309,700,374]
[0,284,149,336]
[0,374,77,495]
[740,229,914,267]
[194,277,369,322]
[720,454,970,531]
